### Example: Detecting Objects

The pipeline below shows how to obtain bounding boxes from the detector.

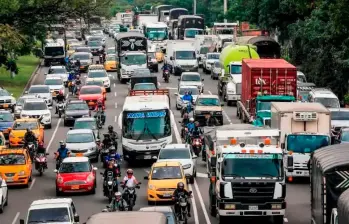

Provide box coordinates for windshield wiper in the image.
[257,173,277,178]
[137,122,158,141]
[224,174,245,179]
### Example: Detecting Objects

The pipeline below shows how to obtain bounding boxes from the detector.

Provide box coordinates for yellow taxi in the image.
[144,161,188,204]
[0,132,5,149]
[155,51,164,63]
[0,148,32,187]
[67,43,83,57]
[8,119,44,147]
[104,54,118,72]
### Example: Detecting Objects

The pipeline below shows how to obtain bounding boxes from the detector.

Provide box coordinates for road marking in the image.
[193,179,212,224]
[284,218,288,222]
[114,92,117,97]
[12,212,20,224]
[115,102,117,108]
[188,184,199,224]
[208,91,232,125]
[114,115,117,123]
[113,83,116,88]
[196,172,208,178]
[29,178,36,190]
[158,82,161,86]
[46,118,61,152]
[172,114,182,144]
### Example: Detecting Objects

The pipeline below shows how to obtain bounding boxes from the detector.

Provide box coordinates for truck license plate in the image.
[6,177,13,182]
[144,155,151,159]
[249,205,258,210]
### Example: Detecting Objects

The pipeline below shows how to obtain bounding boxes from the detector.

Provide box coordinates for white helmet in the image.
[114,192,122,197]
[189,118,194,122]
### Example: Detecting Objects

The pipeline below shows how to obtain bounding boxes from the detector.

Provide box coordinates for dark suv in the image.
[63,100,90,126]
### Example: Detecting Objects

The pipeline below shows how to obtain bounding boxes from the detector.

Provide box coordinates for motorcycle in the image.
[102,193,128,212]
[73,83,81,96]
[122,183,141,211]
[191,137,202,156]
[57,102,65,118]
[163,69,170,83]
[175,191,192,224]
[181,101,192,118]
[96,111,104,129]
[101,171,118,203]
[35,153,48,176]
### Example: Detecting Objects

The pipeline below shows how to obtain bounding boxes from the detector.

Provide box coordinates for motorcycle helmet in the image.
[189,118,194,122]
[59,89,63,95]
[126,169,134,175]
[114,191,122,199]
[76,74,80,79]
[108,125,113,131]
[59,140,65,147]
[177,182,185,190]
[183,113,189,119]
[38,142,44,148]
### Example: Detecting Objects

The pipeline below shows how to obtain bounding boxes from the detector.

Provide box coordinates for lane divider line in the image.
[284,218,288,222]
[114,115,117,123]
[194,179,212,224]
[115,102,117,108]
[29,178,36,190]
[113,83,116,88]
[12,212,20,224]
[188,184,199,224]
[114,92,117,97]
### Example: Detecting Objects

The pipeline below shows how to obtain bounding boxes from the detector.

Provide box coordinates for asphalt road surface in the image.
[0,37,310,224]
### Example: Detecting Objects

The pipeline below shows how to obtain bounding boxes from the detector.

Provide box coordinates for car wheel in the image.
[176,103,180,110]
[4,192,8,206]
[189,177,194,184]
[107,87,111,92]
[91,184,96,194]
[56,187,62,196]
[0,198,4,214]
[63,120,67,126]
[46,124,52,129]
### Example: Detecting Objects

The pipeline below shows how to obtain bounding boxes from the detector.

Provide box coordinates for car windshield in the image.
[214,61,220,67]
[341,130,349,142]
[44,46,64,56]
[181,74,200,81]
[17,98,25,106]
[331,111,349,120]
[315,97,340,108]
[59,162,91,173]
[88,41,102,47]
[133,83,156,90]
[208,54,220,59]
[200,47,209,54]
[196,98,220,106]
[286,134,330,153]
[76,48,90,53]
[176,51,196,60]
[44,79,62,85]
[221,154,283,178]
[80,87,102,95]
[159,149,190,159]
[49,67,66,74]
[27,207,70,223]
[86,81,103,86]
[74,120,97,129]
[66,103,88,110]
[185,29,203,38]
[0,154,25,165]
[0,113,13,122]
[107,48,115,54]
[123,109,171,140]
[0,89,10,96]
[88,71,106,78]
[106,55,116,61]
[66,133,93,143]
[231,64,242,74]
[151,166,183,180]
[147,29,167,41]
[121,54,147,65]
[13,121,38,130]
[72,54,89,60]
[179,88,198,95]
[28,86,49,93]
[134,69,151,76]
[23,102,47,110]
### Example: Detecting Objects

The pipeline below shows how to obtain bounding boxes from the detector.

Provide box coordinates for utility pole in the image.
[223,0,227,23]
[193,0,197,15]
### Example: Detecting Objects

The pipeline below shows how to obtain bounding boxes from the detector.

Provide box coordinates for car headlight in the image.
[107,181,113,185]
[121,69,126,73]
[224,204,236,209]
[148,184,156,190]
[44,113,51,117]
[57,176,64,184]
[182,164,191,169]
[271,204,282,209]
[18,170,25,176]
[86,174,94,182]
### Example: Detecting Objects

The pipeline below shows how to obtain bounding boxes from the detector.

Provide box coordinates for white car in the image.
[156,144,197,184]
[202,53,220,74]
[14,95,38,118]
[44,76,65,97]
[175,85,200,110]
[178,72,204,93]
[0,178,8,213]
[25,85,53,106]
[0,88,16,112]
[85,69,112,92]
[21,98,52,128]
[47,65,69,86]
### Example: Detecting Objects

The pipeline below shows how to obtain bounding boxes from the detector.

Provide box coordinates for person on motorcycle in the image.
[24,128,37,148]
[94,99,106,125]
[186,118,195,133]
[161,63,171,78]
[74,59,81,68]
[181,91,193,103]
[206,112,220,126]
[192,121,203,137]
[105,147,121,164]
[108,192,124,211]
[103,161,119,195]
[56,141,69,161]
[36,142,46,154]
[102,133,113,149]
[55,90,65,114]
[121,169,140,203]
[173,182,191,217]
[107,125,118,149]
[181,113,190,138]
[73,74,82,95]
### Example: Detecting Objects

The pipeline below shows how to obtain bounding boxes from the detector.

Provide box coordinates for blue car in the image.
[0,110,14,139]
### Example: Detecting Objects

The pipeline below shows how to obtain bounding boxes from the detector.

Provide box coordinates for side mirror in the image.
[20,219,25,224]
[84,75,87,78]
[44,73,47,75]
[170,56,173,60]
[178,78,180,81]
[287,156,294,172]
[100,172,104,175]
[54,169,58,173]
[152,156,157,160]
[74,215,80,222]
[96,138,100,142]
[174,93,178,96]
[192,155,197,159]
[178,121,182,123]
[24,91,28,94]
[144,176,149,180]
[93,167,98,171]
[48,107,52,110]
[69,127,73,130]
[202,78,204,81]
[281,143,285,149]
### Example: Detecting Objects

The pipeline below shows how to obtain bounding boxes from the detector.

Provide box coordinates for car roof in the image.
[15,118,38,122]
[139,206,173,213]
[67,129,93,134]
[88,69,106,73]
[73,52,90,55]
[179,85,198,89]
[152,161,182,167]
[181,72,200,76]
[0,110,11,114]
[197,94,219,99]
[24,98,46,103]
[68,99,85,104]
[62,156,89,163]
[30,198,73,207]
[29,85,49,88]
[163,144,190,150]
[50,65,66,69]
[45,76,63,80]
[75,117,95,122]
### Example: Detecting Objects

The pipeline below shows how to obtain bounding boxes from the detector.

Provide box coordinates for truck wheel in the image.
[227,100,232,106]
[219,215,229,224]
[209,196,216,216]
[273,216,284,224]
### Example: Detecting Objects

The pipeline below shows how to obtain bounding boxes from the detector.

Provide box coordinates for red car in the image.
[78,85,105,109]
[54,156,98,196]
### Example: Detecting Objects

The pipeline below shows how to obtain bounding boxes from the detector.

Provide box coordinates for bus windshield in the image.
[123,109,171,140]
[147,28,167,41]
[286,134,330,153]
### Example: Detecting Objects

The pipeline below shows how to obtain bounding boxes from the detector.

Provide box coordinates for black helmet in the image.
[177,182,184,190]
[108,125,113,131]
[26,128,31,132]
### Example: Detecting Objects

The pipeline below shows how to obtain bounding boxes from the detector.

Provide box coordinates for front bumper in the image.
[2,174,29,186]
[194,112,223,124]
[227,94,241,102]
[105,65,117,71]
[40,116,51,125]
[69,149,99,160]
[123,146,160,161]
[218,201,286,217]
[120,72,132,79]
[147,189,175,202]
[286,169,309,177]
[57,182,95,193]
[174,66,198,75]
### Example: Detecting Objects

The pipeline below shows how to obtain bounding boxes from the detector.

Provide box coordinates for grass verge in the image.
[0,55,40,98]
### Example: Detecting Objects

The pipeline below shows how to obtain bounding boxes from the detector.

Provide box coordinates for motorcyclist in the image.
[121,169,140,203]
[94,99,106,125]
[55,90,65,114]
[103,161,119,195]
[74,59,81,68]
[36,142,46,154]
[181,113,190,138]
[107,192,125,211]
[186,118,195,133]
[24,128,38,148]
[107,125,118,149]
[102,133,113,149]
[105,147,121,166]
[162,63,171,78]
[206,112,220,126]
[181,91,193,102]
[73,75,82,95]
[173,182,191,217]
[192,121,203,138]
[56,141,69,160]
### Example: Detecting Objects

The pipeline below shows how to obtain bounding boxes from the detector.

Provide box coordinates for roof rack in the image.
[310,88,332,92]
[128,89,169,96]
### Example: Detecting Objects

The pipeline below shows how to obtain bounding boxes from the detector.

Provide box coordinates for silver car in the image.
[25,85,53,106]
[65,129,99,162]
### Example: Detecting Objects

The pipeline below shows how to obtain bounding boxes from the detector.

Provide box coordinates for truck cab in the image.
[208,128,286,224]
[221,62,242,106]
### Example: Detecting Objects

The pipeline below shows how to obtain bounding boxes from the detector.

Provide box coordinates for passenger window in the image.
[69,207,74,221]
[71,202,77,215]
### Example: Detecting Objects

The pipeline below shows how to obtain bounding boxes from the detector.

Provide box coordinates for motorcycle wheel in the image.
[58,111,62,118]
[39,167,43,176]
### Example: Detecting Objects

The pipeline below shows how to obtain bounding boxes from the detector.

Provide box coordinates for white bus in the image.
[118,90,174,162]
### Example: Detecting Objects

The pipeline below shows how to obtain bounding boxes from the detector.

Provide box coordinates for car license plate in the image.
[88,102,94,106]
[80,66,84,69]
[144,155,151,159]
[76,153,83,157]
[249,205,258,210]
[71,185,79,190]
[163,193,172,197]
[2,104,8,108]
[6,177,13,182]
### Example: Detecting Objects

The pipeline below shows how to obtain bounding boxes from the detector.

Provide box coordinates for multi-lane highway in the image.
[0,37,310,224]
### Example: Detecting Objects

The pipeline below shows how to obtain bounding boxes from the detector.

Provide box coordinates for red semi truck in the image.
[236,59,297,126]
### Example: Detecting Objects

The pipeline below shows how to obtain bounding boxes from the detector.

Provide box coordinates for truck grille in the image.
[236,83,242,94]
[294,162,308,170]
[0,99,11,104]
[231,182,275,202]
[5,173,15,177]
[181,65,193,70]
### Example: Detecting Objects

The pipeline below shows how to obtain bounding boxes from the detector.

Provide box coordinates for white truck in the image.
[221,61,242,106]
[270,102,331,180]
[118,90,175,163]
[207,125,286,224]
[194,35,217,67]
[138,14,158,28]
[116,12,133,26]
[165,40,198,76]
[43,42,65,66]
[143,22,168,49]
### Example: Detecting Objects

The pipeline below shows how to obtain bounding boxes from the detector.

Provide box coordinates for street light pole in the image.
[193,0,197,15]
[223,0,227,23]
